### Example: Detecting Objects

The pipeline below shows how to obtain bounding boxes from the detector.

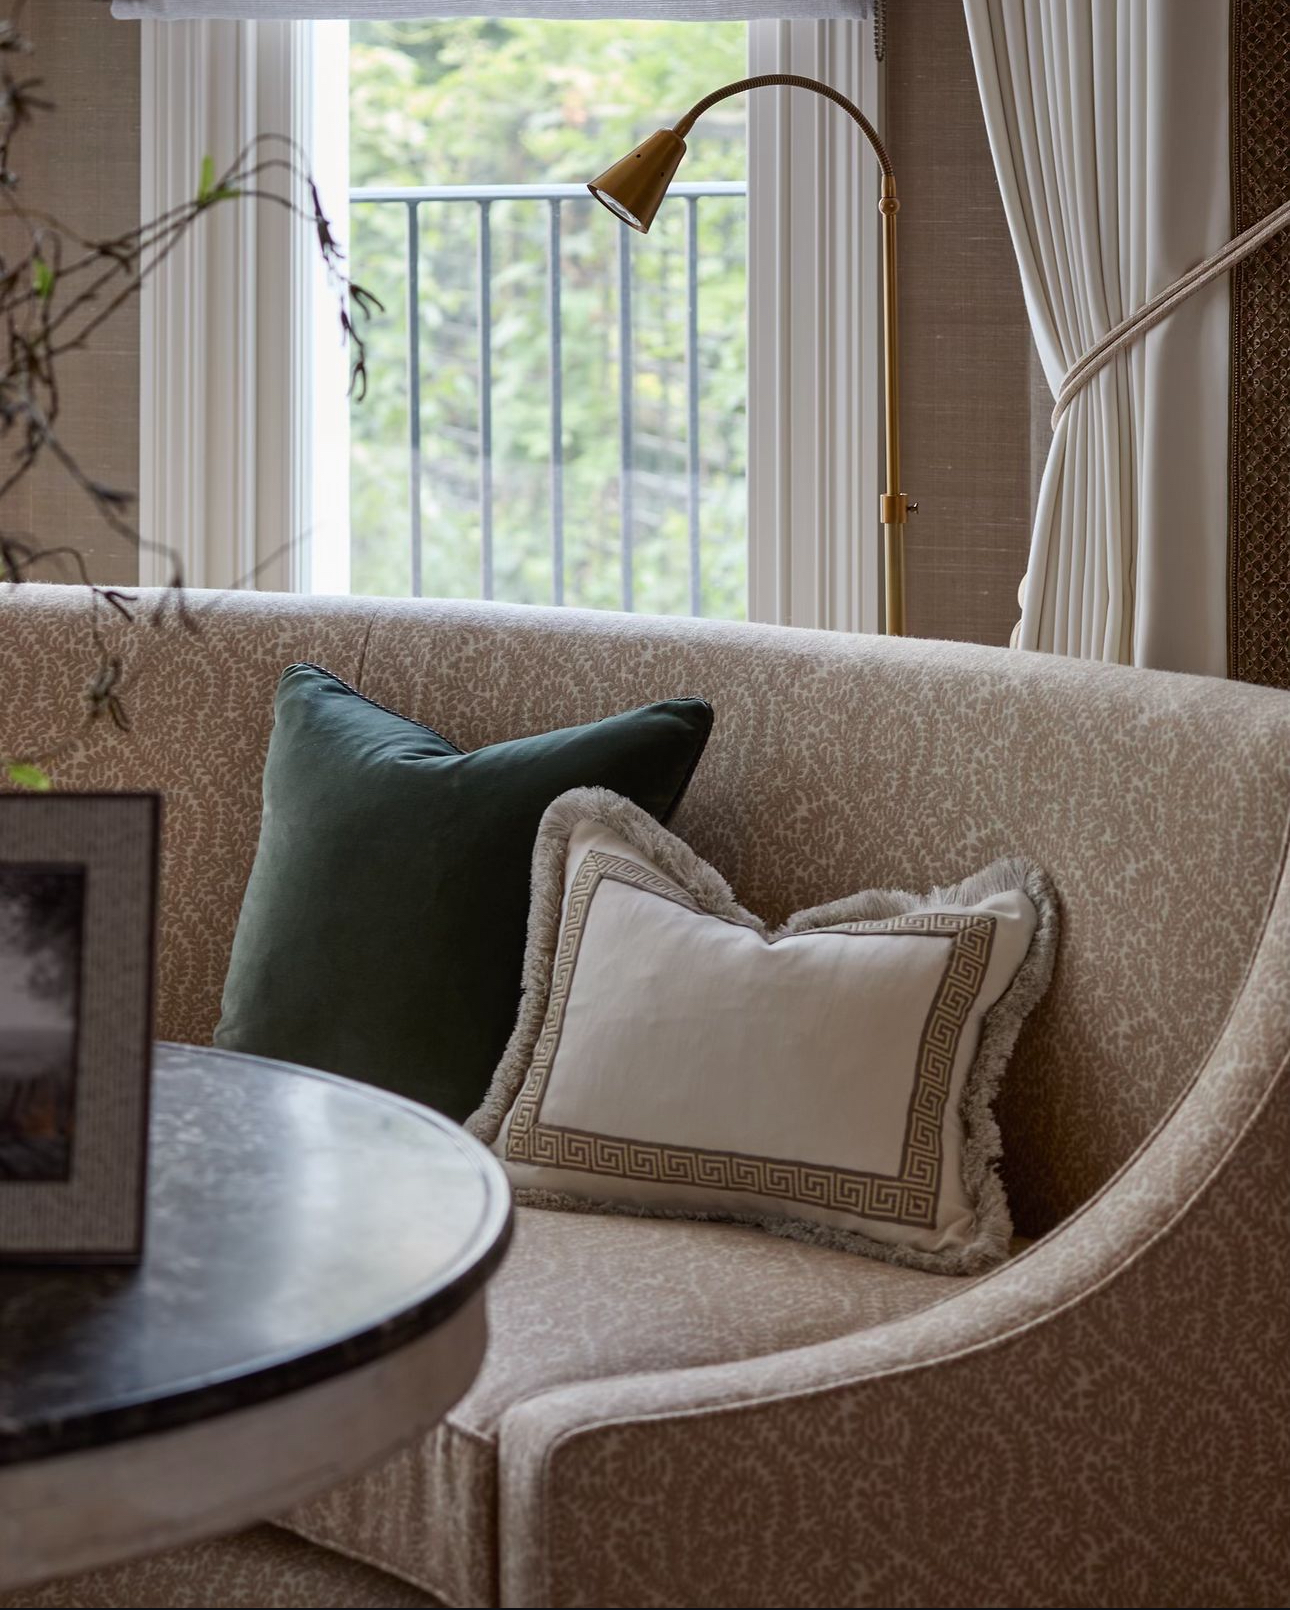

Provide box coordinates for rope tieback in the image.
[1052,193,1290,428]
[1011,193,1290,648]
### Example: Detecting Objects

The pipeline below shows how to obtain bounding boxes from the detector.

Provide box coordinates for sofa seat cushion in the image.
[281,1204,963,1607]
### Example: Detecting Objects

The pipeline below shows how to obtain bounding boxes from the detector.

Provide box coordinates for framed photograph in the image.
[0,794,160,1263]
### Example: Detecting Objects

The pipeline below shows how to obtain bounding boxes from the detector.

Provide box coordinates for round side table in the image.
[0,1043,512,1594]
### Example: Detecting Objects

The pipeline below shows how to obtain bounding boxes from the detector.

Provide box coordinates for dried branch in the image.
[0,6,381,786]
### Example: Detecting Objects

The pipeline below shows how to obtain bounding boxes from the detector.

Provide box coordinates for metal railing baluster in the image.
[548,200,564,607]
[478,200,494,602]
[617,220,634,614]
[685,196,701,618]
[349,183,748,612]
[405,200,423,598]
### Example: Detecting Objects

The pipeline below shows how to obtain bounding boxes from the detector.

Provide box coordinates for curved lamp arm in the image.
[673,74,893,176]
[587,74,914,637]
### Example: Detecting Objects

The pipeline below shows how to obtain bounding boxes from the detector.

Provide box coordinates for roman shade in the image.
[113,1,873,19]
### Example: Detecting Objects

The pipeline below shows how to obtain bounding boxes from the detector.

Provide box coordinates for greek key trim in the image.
[506,851,996,1228]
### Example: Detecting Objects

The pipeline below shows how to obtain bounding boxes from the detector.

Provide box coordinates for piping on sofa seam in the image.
[1048,787,1290,1219]
[444,1409,495,1448]
[910,781,1290,1316]
[544,1038,1290,1424]
[526,1036,1290,1600]
[354,606,378,694]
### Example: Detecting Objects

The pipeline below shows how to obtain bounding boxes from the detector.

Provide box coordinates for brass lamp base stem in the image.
[883,523,906,639]
[879,174,910,637]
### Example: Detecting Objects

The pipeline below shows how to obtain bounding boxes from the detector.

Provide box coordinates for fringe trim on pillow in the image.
[773,854,1060,1272]
[468,789,1059,1277]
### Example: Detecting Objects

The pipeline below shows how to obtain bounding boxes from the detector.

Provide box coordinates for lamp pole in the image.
[878,172,909,637]
[589,74,914,636]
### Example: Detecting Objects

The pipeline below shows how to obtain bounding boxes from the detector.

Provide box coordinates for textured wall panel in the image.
[0,3,141,586]
[1228,0,1290,687]
[887,0,1039,647]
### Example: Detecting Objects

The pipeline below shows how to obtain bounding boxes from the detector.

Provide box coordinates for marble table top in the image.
[0,1043,512,1466]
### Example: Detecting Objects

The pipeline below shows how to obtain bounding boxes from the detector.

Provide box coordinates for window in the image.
[345,20,748,618]
[139,15,882,633]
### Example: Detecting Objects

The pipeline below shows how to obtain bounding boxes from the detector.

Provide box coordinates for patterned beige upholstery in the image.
[284,1208,964,1606]
[3,584,1288,1608]
[0,1526,441,1608]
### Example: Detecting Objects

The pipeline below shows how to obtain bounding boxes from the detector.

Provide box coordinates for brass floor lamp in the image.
[588,74,913,636]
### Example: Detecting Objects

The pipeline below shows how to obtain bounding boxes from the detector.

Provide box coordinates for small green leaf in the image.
[196,153,216,205]
[196,157,239,210]
[6,761,51,792]
[32,257,54,301]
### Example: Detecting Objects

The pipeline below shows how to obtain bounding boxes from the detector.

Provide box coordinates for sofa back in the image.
[6,585,1290,1236]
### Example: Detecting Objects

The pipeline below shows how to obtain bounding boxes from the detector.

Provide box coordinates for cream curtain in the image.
[964,0,1230,672]
[114,1,871,18]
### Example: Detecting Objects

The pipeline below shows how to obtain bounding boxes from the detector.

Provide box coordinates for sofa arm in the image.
[498,878,1290,1608]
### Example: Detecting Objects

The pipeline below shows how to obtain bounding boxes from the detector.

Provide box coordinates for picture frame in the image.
[0,793,160,1263]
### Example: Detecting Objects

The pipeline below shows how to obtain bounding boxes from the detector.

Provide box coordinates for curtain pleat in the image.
[964,0,1230,672]
[113,0,871,18]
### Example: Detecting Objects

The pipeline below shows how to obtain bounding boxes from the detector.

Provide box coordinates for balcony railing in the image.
[350,181,747,611]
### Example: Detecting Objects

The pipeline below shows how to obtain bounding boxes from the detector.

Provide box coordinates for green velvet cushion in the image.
[215,665,713,1119]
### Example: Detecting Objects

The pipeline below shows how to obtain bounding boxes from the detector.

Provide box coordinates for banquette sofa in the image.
[2,584,1288,1609]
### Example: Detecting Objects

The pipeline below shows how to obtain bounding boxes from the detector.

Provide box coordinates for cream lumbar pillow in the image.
[470,788,1058,1274]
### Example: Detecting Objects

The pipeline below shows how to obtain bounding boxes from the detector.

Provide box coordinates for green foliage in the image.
[32,257,54,301]
[197,154,217,204]
[5,762,51,792]
[196,153,240,209]
[348,20,748,618]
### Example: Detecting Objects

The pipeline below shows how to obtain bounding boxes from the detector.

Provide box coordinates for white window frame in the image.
[138,17,349,592]
[748,17,882,632]
[138,15,882,630]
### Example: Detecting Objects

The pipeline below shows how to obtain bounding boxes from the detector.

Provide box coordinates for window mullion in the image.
[746,16,882,634]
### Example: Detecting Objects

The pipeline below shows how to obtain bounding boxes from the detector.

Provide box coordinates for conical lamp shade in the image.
[587,129,687,233]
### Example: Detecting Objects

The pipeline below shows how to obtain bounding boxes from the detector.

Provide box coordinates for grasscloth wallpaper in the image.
[6,1,140,586]
[887,0,1039,647]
